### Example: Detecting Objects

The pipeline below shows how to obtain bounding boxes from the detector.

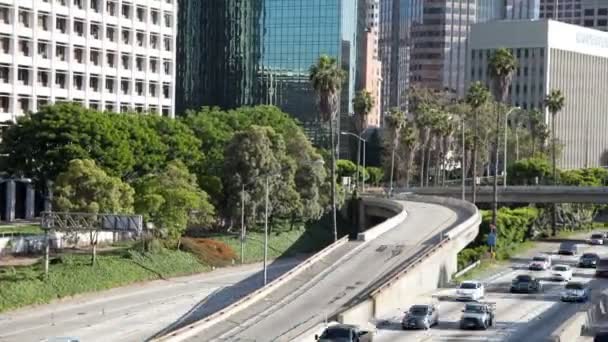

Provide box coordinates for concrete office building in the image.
[468,19,608,169]
[539,0,608,30]
[506,0,540,19]
[361,28,382,128]
[0,0,177,122]
[409,0,504,97]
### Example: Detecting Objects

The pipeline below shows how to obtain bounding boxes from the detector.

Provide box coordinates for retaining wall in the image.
[336,194,481,326]
[0,231,132,255]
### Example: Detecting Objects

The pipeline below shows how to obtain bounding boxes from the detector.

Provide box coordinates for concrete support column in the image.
[25,183,35,219]
[43,180,53,212]
[5,180,15,222]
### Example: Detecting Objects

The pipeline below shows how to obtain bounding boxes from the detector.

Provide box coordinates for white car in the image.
[456,280,485,301]
[551,264,573,282]
[587,233,605,245]
[529,255,552,270]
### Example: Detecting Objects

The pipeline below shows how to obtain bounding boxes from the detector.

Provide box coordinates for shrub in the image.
[181,238,237,267]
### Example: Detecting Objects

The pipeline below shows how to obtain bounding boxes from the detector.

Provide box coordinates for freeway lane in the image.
[186,201,467,342]
[0,258,304,342]
[374,238,608,342]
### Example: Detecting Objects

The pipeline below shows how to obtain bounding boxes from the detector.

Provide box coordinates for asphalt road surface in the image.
[373,237,606,342]
[187,201,468,342]
[0,258,304,342]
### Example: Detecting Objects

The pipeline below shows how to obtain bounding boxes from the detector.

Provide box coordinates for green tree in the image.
[336,159,357,179]
[310,55,346,241]
[508,157,551,185]
[54,159,134,214]
[399,120,419,187]
[353,90,374,134]
[366,167,384,186]
[134,160,215,245]
[0,103,134,193]
[528,109,549,155]
[385,108,405,192]
[466,82,491,202]
[489,48,518,226]
[545,89,565,236]
[223,126,300,227]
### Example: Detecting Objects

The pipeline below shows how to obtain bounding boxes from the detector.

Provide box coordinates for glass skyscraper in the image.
[176,0,361,144]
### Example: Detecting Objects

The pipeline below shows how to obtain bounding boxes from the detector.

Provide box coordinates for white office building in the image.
[468,19,608,169]
[0,0,177,122]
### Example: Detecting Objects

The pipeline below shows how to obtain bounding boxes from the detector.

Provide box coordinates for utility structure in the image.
[341,131,367,191]
[40,212,143,276]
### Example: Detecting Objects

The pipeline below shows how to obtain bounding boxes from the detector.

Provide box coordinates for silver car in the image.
[561,281,591,302]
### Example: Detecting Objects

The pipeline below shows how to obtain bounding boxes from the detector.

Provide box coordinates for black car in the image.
[579,253,600,268]
[510,274,543,293]
[558,242,579,256]
[402,304,439,330]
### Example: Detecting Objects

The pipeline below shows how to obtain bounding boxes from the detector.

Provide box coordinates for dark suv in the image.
[558,242,579,256]
[579,253,600,268]
[510,274,543,293]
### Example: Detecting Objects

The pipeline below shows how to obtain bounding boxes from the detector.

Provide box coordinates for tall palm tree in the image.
[353,90,374,134]
[385,108,405,194]
[399,120,419,187]
[310,55,346,242]
[489,48,517,226]
[353,90,374,188]
[545,89,565,236]
[466,82,491,203]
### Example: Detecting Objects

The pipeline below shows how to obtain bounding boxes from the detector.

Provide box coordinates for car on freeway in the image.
[456,280,485,301]
[558,242,579,256]
[551,264,573,281]
[315,324,373,342]
[401,304,439,330]
[510,274,543,293]
[561,281,591,302]
[528,255,552,270]
[588,233,606,245]
[596,258,608,277]
[579,253,600,268]
[459,302,495,330]
[40,339,80,342]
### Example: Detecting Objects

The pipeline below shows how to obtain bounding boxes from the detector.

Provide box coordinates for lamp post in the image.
[461,117,466,201]
[239,158,325,285]
[503,106,521,189]
[341,131,367,192]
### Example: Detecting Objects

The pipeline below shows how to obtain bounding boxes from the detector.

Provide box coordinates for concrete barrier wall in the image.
[550,311,587,342]
[155,197,409,342]
[0,231,128,255]
[337,195,480,326]
[357,198,406,241]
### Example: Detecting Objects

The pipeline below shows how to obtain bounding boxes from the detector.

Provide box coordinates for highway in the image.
[0,258,305,342]
[373,237,605,342]
[187,201,467,342]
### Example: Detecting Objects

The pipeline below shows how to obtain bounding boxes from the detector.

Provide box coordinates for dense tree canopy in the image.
[54,159,134,214]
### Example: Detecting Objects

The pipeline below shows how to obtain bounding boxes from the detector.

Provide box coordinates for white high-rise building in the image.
[0,0,177,122]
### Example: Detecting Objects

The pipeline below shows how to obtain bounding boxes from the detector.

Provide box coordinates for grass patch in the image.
[211,224,333,264]
[0,249,208,313]
[0,224,44,236]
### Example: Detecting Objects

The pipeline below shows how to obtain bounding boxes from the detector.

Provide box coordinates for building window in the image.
[0,7,11,25]
[106,52,116,68]
[89,75,100,92]
[90,49,100,66]
[37,69,49,87]
[599,19,608,26]
[121,3,131,19]
[74,46,84,63]
[121,78,130,95]
[74,20,85,37]
[56,16,68,34]
[18,9,31,28]
[73,73,84,90]
[584,19,594,27]
[151,10,159,25]
[17,67,30,85]
[38,13,50,31]
[106,1,117,16]
[106,26,116,42]
[136,6,145,22]
[105,77,115,93]
[584,9,594,16]
[599,8,608,15]
[90,23,101,40]
[73,0,83,10]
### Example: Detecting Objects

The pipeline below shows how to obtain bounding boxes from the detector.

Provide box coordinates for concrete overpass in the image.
[155,195,481,342]
[397,186,608,203]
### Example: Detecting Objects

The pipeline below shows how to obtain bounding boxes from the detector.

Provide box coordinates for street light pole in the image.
[341,131,367,192]
[461,117,466,201]
[241,183,245,264]
[362,139,367,191]
[356,136,361,191]
[503,106,521,189]
[263,176,269,286]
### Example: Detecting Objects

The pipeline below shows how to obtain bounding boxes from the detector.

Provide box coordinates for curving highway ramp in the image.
[178,200,471,342]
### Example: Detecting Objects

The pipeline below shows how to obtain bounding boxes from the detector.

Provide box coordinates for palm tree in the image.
[385,108,405,194]
[310,55,346,242]
[353,90,374,134]
[466,82,491,203]
[353,90,374,188]
[545,89,565,236]
[489,48,517,226]
[399,120,419,187]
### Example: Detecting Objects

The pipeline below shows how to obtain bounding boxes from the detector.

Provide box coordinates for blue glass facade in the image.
[176,0,361,145]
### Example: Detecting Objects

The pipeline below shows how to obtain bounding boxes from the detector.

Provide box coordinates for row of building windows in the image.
[1,14,173,52]
[3,66,172,98]
[16,0,173,23]
[2,95,172,116]
[1,38,173,74]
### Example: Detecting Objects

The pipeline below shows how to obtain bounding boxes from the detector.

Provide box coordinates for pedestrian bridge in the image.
[395,186,608,204]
